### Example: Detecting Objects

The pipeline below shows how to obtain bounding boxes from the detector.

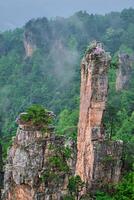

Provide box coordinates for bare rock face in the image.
[91,140,123,190]
[2,119,76,200]
[116,54,132,91]
[76,41,111,184]
[24,31,37,57]
[76,41,123,190]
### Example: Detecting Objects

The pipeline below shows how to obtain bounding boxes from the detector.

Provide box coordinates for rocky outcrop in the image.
[23,17,52,57]
[24,31,37,57]
[91,140,123,191]
[116,54,132,91]
[76,41,123,190]
[76,41,111,184]
[2,118,76,200]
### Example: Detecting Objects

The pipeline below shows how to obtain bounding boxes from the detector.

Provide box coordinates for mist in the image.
[0,0,134,30]
[49,40,79,86]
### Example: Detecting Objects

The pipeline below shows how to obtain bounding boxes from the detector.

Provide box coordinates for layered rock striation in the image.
[76,41,123,189]
[2,116,76,200]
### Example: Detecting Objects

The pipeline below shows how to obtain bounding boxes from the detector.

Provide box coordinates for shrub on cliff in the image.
[20,104,53,127]
[40,144,72,187]
[68,176,85,199]
[113,171,134,200]
[95,171,134,200]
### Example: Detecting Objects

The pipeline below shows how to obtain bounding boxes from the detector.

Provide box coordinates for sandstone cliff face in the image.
[91,140,123,190]
[2,121,76,200]
[76,42,111,184]
[76,42,123,189]
[116,54,132,91]
[24,31,37,57]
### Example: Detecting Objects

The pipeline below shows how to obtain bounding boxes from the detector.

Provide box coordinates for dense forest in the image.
[0,8,134,199]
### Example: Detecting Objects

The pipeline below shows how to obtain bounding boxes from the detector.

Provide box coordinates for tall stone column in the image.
[116,54,132,91]
[76,41,111,185]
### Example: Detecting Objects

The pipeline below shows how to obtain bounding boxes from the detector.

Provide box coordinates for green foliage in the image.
[102,155,115,165]
[49,155,70,172]
[0,136,13,160]
[48,145,71,173]
[95,191,113,200]
[103,27,123,53]
[48,144,72,160]
[95,171,134,199]
[121,8,134,28]
[63,146,72,159]
[63,195,75,200]
[20,104,53,127]
[103,48,134,175]
[56,108,79,140]
[122,141,134,172]
[113,172,134,200]
[40,144,72,185]
[80,194,92,200]
[68,175,85,197]
[1,8,134,141]
[40,170,60,184]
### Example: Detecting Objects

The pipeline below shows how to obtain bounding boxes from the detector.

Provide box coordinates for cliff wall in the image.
[116,54,132,91]
[2,120,76,200]
[76,42,123,190]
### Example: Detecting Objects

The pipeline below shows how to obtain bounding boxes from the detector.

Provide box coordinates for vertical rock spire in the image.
[76,41,111,184]
[116,54,132,91]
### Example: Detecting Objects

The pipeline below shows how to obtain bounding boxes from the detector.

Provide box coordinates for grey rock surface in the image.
[2,124,76,200]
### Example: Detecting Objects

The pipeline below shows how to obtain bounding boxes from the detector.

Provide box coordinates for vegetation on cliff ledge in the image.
[20,104,53,128]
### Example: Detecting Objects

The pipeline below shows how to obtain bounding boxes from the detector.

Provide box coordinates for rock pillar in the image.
[76,41,111,185]
[2,113,76,200]
[116,54,132,91]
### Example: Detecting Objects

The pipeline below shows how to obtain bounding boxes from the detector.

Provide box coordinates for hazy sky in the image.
[0,0,134,31]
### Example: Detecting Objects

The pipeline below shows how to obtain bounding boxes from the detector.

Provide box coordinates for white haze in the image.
[49,40,79,86]
[0,0,134,31]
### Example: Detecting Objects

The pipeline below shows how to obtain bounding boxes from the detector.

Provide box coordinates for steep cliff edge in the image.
[76,41,123,190]
[2,111,76,200]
